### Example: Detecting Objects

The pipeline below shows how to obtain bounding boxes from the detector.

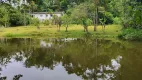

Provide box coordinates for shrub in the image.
[0,4,31,27]
[99,11,114,24]
[9,9,30,26]
[30,18,40,26]
[43,19,50,26]
[113,17,121,24]
[118,28,142,40]
[105,12,114,24]
[86,19,93,26]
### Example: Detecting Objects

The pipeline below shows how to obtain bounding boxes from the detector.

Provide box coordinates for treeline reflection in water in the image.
[0,38,142,80]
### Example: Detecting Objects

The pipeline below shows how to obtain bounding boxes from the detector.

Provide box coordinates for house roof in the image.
[31,12,63,14]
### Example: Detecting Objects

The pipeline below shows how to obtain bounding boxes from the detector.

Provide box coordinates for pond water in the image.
[0,38,142,80]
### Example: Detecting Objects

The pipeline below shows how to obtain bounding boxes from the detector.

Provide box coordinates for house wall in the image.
[32,13,62,21]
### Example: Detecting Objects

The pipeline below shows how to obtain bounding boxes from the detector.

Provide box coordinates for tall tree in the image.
[0,6,9,27]
[109,0,142,28]
[61,14,72,32]
[71,3,92,33]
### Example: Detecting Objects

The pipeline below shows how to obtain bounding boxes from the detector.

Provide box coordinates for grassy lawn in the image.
[0,24,122,38]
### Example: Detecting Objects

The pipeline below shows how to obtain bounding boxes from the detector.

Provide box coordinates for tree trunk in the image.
[95,38,98,59]
[57,24,60,32]
[86,27,89,33]
[59,26,60,32]
[84,26,89,33]
[84,27,86,32]
[101,23,105,31]
[94,7,98,31]
[94,18,97,31]
[104,24,106,30]
[5,23,6,28]
[65,24,68,32]
[57,25,59,31]
[37,26,40,29]
[24,10,26,27]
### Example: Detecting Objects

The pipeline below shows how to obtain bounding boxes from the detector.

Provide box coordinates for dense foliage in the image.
[0,0,142,39]
[0,3,30,27]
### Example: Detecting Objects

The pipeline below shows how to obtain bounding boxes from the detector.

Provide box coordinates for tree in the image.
[28,1,38,13]
[82,18,92,33]
[43,19,50,26]
[57,17,62,32]
[89,0,110,31]
[93,0,99,31]
[71,3,92,33]
[0,6,9,27]
[30,18,40,29]
[61,14,72,32]
[9,9,24,26]
[109,0,142,29]
[0,1,31,26]
[52,15,62,31]
[21,3,29,27]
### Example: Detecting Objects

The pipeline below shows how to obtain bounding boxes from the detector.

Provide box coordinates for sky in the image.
[0,0,28,5]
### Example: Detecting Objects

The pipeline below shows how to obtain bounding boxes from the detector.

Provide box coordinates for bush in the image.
[9,9,30,26]
[86,19,93,26]
[118,28,142,40]
[99,11,114,24]
[30,18,40,26]
[105,12,114,24]
[0,4,31,27]
[43,19,50,26]
[51,15,59,25]
[113,17,121,24]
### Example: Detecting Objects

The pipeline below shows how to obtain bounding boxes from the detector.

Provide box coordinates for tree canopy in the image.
[0,0,141,29]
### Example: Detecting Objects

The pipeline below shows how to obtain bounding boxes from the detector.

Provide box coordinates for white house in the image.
[31,12,63,21]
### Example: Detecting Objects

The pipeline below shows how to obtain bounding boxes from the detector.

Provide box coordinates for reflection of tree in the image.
[0,38,141,80]
[0,74,23,80]
[0,47,11,66]
[25,47,62,70]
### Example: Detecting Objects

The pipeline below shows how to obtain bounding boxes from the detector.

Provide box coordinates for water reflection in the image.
[96,56,122,80]
[0,38,142,80]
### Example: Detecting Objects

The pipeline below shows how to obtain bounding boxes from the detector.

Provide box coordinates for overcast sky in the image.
[0,0,28,7]
[0,0,28,5]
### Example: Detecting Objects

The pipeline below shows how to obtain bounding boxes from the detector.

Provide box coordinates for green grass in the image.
[0,24,122,38]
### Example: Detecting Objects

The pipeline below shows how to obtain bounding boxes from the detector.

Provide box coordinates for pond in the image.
[0,38,142,80]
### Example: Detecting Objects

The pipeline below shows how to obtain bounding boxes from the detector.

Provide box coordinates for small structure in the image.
[31,12,63,21]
